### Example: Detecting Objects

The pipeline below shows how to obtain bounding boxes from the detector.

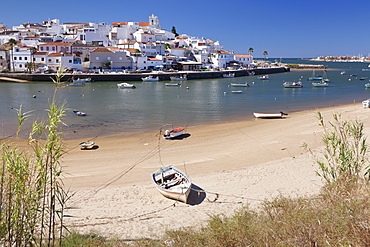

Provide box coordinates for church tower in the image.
[149,14,161,29]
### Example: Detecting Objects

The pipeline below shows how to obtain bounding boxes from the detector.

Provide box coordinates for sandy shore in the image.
[5,102,370,240]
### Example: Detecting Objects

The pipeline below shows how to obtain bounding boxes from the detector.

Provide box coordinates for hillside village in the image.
[0,14,253,73]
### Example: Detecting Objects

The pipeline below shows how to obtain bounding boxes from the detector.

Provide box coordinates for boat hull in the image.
[151,166,191,203]
[163,127,184,139]
[253,112,285,118]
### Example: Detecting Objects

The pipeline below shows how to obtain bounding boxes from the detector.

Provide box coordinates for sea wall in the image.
[0,67,289,82]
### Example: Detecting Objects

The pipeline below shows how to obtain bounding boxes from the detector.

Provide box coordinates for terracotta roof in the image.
[139,22,149,26]
[48,53,62,57]
[148,57,161,61]
[34,52,48,55]
[39,42,72,46]
[212,50,233,54]
[112,22,128,26]
[91,47,114,53]
[234,54,252,57]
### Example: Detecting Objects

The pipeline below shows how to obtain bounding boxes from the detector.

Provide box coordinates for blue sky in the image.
[1,0,369,58]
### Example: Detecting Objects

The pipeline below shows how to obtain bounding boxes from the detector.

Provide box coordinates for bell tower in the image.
[149,14,161,29]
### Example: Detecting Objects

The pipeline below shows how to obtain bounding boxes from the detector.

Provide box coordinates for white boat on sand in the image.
[142,76,159,82]
[79,141,95,150]
[163,126,185,139]
[253,112,288,118]
[151,165,192,203]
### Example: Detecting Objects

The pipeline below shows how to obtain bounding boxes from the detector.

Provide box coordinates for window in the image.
[41,58,44,61]
[56,59,59,63]
[19,64,22,68]
[14,57,17,60]
[48,59,51,62]
[107,57,111,61]
[96,57,99,60]
[19,57,22,60]
[46,47,49,51]
[40,47,44,51]
[69,60,72,63]
[25,57,27,60]
[119,57,122,60]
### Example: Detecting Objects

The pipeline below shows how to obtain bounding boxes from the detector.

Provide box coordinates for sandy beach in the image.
[5,102,370,240]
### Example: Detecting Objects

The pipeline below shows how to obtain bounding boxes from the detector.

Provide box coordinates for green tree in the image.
[248,47,254,56]
[263,51,268,61]
[103,61,111,69]
[171,26,179,37]
[30,47,37,72]
[7,38,17,72]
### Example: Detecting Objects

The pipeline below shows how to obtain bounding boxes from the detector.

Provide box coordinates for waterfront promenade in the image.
[0,67,289,82]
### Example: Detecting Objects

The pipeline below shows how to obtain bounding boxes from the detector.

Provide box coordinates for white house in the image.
[9,46,31,71]
[234,54,253,67]
[38,42,72,54]
[210,50,235,69]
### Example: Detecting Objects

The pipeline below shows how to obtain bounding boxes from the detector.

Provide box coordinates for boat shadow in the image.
[169,133,191,140]
[187,183,206,205]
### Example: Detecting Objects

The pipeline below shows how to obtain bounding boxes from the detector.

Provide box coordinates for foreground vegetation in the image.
[1,90,370,246]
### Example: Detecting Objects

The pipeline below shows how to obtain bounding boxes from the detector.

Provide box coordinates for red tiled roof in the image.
[39,42,72,46]
[234,54,252,57]
[91,47,114,53]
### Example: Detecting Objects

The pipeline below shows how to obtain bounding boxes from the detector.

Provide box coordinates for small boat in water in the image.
[365,83,370,88]
[73,77,92,83]
[117,82,136,88]
[283,81,303,88]
[312,82,328,87]
[253,112,288,118]
[69,82,85,86]
[71,110,87,116]
[142,76,159,82]
[151,165,192,203]
[165,83,180,86]
[170,75,187,81]
[230,82,249,87]
[258,75,269,80]
[223,73,235,78]
[231,90,243,94]
[340,71,346,75]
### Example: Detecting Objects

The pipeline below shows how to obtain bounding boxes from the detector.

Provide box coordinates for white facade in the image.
[10,46,31,71]
[210,51,235,69]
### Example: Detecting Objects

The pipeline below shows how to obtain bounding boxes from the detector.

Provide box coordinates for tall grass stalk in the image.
[1,70,70,246]
[315,112,369,183]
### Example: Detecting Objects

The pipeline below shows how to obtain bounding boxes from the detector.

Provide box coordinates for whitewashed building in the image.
[234,54,253,67]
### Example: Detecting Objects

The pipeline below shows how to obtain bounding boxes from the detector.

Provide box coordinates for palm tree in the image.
[30,47,37,72]
[263,51,268,61]
[7,38,17,72]
[248,47,254,56]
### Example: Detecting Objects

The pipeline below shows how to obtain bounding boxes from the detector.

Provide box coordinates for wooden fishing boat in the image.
[253,112,287,118]
[151,165,192,203]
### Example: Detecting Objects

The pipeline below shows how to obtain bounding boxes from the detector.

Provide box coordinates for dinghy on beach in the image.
[253,112,287,118]
[151,165,192,203]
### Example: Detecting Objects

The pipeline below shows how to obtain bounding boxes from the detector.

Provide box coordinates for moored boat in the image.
[69,82,85,86]
[165,83,180,86]
[71,110,87,116]
[73,77,92,83]
[312,82,328,87]
[365,83,370,88]
[223,73,235,78]
[283,81,303,88]
[258,75,269,80]
[117,82,136,88]
[230,82,249,87]
[231,90,243,94]
[253,112,287,118]
[142,76,159,82]
[151,165,192,203]
[170,75,187,81]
